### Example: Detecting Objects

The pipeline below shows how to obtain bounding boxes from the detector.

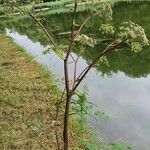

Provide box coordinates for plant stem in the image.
[63,94,72,150]
[63,1,77,149]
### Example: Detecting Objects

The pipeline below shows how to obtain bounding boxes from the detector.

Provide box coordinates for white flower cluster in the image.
[75,34,97,48]
[131,42,143,53]
[100,23,115,35]
[118,21,149,53]
[95,1,113,21]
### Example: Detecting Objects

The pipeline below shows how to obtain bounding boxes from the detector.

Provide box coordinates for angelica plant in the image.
[10,0,149,149]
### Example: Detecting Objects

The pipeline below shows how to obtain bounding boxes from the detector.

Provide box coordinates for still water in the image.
[2,1,150,149]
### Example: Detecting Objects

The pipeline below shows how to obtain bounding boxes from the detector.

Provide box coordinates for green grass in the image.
[0,0,133,18]
[0,34,63,149]
[0,0,74,16]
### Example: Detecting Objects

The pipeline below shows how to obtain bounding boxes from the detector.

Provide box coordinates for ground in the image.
[0,34,63,150]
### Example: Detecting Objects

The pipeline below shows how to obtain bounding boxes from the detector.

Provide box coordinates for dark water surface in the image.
[2,1,150,149]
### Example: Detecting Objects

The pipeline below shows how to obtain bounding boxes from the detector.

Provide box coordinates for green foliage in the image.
[33,0,74,10]
[0,8,4,15]
[79,139,100,150]
[42,48,52,55]
[99,56,110,67]
[111,142,132,150]
[94,111,110,122]
[72,87,90,130]
[72,86,110,130]
[99,21,149,54]
[54,44,66,59]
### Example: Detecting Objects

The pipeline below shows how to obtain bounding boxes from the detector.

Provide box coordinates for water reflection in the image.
[2,2,150,78]
[89,72,150,150]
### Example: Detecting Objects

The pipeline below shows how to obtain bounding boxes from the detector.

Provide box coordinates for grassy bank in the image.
[0,34,64,149]
[0,0,133,18]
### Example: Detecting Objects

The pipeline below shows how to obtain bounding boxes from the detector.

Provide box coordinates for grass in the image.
[0,0,133,18]
[0,34,64,149]
[0,0,74,17]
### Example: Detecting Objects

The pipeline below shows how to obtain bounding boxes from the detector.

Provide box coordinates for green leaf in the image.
[111,142,132,150]
[68,61,74,64]
[79,139,98,150]
[54,44,67,60]
[42,48,52,55]
[95,111,111,122]
[86,143,98,150]
[55,48,64,60]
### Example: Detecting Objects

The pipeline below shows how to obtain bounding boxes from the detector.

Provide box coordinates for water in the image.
[2,1,150,149]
